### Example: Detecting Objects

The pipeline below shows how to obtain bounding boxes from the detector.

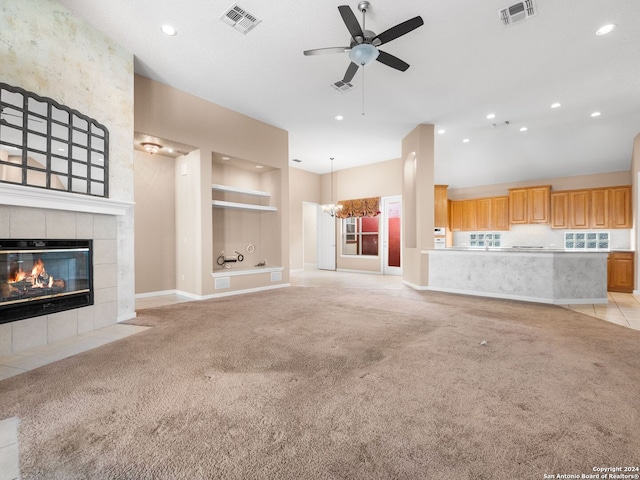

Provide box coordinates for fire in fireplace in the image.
[0,239,93,324]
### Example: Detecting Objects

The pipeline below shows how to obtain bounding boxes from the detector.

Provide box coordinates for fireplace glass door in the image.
[0,239,93,323]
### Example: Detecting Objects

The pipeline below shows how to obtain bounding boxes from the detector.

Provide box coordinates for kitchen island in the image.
[425,248,608,305]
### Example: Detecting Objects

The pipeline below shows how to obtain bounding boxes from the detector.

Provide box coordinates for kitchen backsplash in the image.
[453,224,632,250]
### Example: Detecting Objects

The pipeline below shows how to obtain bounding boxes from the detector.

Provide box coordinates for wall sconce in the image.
[141,142,162,154]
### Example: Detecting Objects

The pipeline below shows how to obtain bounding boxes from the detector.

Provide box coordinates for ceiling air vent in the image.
[330,80,354,94]
[498,0,536,26]
[219,4,261,34]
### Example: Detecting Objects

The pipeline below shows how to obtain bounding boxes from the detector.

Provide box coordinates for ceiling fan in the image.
[303,1,424,86]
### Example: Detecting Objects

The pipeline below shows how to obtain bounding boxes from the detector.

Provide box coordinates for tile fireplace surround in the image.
[0,183,133,356]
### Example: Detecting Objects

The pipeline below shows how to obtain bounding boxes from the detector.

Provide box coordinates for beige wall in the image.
[135,76,289,296]
[289,167,321,270]
[176,150,204,296]
[134,150,176,294]
[402,125,435,287]
[334,159,403,272]
[632,133,640,291]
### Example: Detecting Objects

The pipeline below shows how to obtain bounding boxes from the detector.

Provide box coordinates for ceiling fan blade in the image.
[343,62,359,83]
[376,50,410,72]
[303,47,350,56]
[338,5,364,42]
[373,16,424,46]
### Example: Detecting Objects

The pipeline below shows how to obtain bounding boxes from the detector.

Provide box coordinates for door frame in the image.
[316,205,336,270]
[381,195,402,276]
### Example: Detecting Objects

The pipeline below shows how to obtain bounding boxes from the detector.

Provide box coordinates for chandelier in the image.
[321,157,343,217]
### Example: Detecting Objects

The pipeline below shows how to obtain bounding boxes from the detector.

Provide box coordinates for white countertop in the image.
[424,247,613,254]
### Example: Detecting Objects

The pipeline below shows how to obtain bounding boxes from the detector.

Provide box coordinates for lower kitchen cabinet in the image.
[608,251,634,293]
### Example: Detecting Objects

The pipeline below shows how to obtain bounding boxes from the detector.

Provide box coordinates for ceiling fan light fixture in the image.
[349,44,379,66]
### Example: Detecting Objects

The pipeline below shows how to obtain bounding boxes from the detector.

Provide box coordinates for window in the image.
[0,82,109,197]
[342,216,379,256]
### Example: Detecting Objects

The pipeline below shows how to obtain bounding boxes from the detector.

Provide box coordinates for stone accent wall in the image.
[0,0,135,351]
[0,206,118,355]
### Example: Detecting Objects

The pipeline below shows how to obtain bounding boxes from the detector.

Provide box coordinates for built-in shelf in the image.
[211,184,271,198]
[211,200,277,212]
[211,266,283,278]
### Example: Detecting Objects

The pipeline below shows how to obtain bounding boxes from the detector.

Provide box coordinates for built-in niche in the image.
[211,153,281,273]
[0,82,109,197]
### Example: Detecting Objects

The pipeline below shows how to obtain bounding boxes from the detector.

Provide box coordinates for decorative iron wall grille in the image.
[0,82,109,197]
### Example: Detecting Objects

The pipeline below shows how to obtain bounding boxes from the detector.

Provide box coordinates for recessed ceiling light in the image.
[161,25,177,36]
[57,148,65,152]
[519,127,528,132]
[334,115,343,121]
[462,138,470,143]
[596,24,616,36]
[255,165,264,169]
[486,113,496,120]
[550,102,561,109]
[591,111,602,117]
[221,156,230,160]
[167,148,174,153]
[437,129,446,134]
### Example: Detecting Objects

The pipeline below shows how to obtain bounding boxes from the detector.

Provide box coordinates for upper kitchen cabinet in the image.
[550,192,569,229]
[449,196,509,231]
[449,199,463,231]
[509,186,550,224]
[449,199,477,231]
[492,196,510,230]
[609,186,632,228]
[434,185,448,228]
[550,186,631,229]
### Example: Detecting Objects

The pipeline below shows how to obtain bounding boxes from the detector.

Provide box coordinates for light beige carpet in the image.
[1,286,639,479]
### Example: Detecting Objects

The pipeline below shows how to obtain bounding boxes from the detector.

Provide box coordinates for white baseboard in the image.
[336,268,382,275]
[118,312,137,322]
[202,283,290,299]
[403,280,429,291]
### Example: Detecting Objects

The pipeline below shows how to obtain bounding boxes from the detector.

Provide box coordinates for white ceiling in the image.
[58,0,640,188]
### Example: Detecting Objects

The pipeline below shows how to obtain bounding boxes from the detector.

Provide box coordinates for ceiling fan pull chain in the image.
[362,67,366,116]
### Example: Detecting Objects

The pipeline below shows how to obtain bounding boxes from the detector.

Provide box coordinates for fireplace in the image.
[0,239,93,324]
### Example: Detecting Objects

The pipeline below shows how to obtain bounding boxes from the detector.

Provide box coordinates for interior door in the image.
[383,196,402,275]
[316,206,336,270]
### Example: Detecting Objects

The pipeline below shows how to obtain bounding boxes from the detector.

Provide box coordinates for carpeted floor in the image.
[1,286,639,479]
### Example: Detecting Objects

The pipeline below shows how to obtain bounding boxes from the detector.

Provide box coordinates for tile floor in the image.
[1,270,638,384]
[0,324,150,382]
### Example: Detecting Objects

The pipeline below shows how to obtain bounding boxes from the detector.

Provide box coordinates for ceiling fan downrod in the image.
[358,1,370,35]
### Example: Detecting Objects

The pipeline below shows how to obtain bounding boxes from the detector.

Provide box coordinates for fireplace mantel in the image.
[0,183,133,216]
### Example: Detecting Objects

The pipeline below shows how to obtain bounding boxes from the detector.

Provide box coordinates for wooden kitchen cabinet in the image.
[551,186,631,229]
[476,198,492,230]
[434,185,448,227]
[550,192,569,229]
[609,186,632,228]
[492,196,510,230]
[569,190,590,228]
[509,186,550,224]
[608,251,634,293]
[508,188,528,224]
[590,188,609,228]
[462,199,477,231]
[450,200,463,231]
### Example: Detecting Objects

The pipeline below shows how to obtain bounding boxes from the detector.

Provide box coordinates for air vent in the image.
[498,0,536,26]
[330,80,354,94]
[219,4,261,34]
